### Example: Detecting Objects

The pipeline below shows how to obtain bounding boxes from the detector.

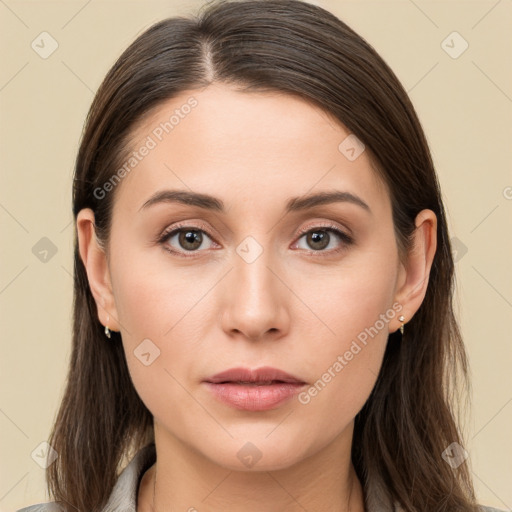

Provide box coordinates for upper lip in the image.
[204,366,306,384]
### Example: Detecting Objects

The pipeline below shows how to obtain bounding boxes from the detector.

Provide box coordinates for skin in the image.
[77,83,437,511]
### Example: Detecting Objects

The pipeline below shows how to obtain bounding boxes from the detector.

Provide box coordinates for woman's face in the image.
[84,83,419,470]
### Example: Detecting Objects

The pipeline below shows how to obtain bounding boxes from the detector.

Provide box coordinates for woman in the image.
[17,0,504,511]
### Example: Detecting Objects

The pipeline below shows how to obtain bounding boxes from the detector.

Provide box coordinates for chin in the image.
[195,433,315,473]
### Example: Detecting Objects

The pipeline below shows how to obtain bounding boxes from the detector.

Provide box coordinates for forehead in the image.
[112,83,389,216]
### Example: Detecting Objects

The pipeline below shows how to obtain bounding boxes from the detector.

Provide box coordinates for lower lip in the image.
[203,382,305,411]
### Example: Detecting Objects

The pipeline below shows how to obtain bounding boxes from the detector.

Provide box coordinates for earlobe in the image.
[76,208,120,333]
[393,209,437,333]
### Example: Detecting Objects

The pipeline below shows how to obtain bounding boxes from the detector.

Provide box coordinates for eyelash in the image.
[156,221,354,259]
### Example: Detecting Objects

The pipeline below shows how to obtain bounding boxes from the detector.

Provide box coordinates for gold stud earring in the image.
[398,315,405,335]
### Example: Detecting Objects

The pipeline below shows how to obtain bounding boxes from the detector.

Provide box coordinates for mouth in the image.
[203,366,307,411]
[214,380,295,385]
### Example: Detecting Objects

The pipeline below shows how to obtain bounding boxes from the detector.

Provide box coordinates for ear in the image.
[392,208,437,333]
[76,208,120,333]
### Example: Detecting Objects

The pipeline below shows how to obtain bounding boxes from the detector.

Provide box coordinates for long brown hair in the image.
[48,1,478,510]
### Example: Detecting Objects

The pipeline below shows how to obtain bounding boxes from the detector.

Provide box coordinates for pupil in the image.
[309,231,329,250]
[180,230,202,250]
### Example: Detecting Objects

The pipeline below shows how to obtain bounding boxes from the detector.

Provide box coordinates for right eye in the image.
[157,223,219,258]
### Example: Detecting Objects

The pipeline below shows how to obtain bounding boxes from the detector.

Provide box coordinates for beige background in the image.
[1,0,511,510]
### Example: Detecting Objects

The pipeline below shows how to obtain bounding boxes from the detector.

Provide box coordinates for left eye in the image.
[295,227,352,252]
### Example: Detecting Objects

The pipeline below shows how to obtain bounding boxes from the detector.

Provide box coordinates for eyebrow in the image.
[139,189,371,214]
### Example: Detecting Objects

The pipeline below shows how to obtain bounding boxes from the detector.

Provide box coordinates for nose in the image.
[220,247,290,342]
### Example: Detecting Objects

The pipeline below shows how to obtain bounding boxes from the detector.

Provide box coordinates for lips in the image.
[204,366,306,385]
[203,366,306,411]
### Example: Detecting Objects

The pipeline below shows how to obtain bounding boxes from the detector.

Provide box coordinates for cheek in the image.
[115,269,199,425]
[292,244,398,426]
[109,245,215,417]
[107,243,169,374]
[293,240,398,350]
[111,240,203,337]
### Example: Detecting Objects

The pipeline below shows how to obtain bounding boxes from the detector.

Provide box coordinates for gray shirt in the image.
[16,443,505,512]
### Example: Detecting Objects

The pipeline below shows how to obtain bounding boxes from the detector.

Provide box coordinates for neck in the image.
[138,423,365,512]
